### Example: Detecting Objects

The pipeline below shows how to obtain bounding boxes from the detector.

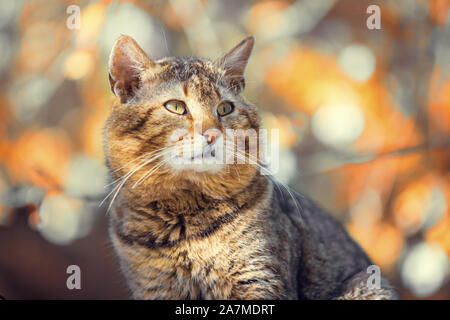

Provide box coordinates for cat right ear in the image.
[108,35,154,104]
[215,36,254,93]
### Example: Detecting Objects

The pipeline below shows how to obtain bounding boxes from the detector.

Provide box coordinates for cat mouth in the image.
[168,144,224,173]
[189,148,216,160]
[173,144,218,161]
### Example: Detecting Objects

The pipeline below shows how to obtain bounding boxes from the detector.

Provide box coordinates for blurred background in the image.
[0,0,449,299]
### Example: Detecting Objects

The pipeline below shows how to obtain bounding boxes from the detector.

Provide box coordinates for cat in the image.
[104,35,398,300]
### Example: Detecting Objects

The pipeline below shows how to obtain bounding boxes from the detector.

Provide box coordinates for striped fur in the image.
[104,36,397,300]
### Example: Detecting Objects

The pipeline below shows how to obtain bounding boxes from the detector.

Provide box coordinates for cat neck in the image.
[120,171,269,216]
[111,173,271,248]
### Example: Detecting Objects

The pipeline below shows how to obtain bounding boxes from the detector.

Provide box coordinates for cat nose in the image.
[202,129,220,144]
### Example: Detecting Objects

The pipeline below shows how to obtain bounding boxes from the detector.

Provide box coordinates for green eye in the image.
[217,101,234,117]
[164,100,186,115]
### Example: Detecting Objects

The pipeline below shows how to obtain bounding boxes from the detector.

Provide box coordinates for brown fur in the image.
[104,35,397,299]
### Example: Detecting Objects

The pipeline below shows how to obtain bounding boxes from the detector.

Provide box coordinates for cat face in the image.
[105,35,261,199]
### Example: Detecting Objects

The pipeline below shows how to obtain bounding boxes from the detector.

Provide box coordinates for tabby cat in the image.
[104,35,397,300]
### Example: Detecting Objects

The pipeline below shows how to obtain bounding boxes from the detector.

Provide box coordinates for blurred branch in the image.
[300,136,450,175]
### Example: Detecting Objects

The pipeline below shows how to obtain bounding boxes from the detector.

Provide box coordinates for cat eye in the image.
[217,101,234,117]
[164,100,186,115]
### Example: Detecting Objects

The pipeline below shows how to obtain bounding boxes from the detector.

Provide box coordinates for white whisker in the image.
[110,147,171,175]
[133,156,174,188]
[131,147,182,188]
[100,147,176,211]
[226,146,304,224]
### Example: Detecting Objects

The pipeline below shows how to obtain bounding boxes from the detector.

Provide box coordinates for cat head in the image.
[105,35,262,200]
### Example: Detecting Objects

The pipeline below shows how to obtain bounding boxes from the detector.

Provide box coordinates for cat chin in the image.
[167,157,225,174]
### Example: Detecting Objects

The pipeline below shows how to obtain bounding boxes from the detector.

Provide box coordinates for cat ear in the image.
[215,36,254,93]
[108,35,155,104]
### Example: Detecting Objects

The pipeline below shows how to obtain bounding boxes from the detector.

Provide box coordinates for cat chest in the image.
[149,238,234,298]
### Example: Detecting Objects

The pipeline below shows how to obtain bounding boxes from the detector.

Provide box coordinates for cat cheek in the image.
[169,128,190,143]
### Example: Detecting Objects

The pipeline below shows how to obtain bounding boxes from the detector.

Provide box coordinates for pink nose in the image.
[202,129,220,144]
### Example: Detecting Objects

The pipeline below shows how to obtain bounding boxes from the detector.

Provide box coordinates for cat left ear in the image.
[215,36,254,93]
[108,35,154,104]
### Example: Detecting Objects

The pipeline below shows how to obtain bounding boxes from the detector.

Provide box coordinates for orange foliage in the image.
[266,48,427,212]
[247,1,290,35]
[266,48,422,152]
[339,153,423,208]
[426,172,450,256]
[17,20,67,73]
[393,173,445,234]
[427,214,450,256]
[428,69,450,135]
[348,220,404,269]
[428,0,450,25]
[76,2,107,46]
[266,49,351,115]
[5,129,72,190]
[63,49,96,80]
[163,0,206,30]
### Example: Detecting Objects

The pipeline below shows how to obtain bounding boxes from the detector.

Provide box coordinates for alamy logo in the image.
[366,264,381,289]
[66,5,81,30]
[366,5,381,30]
[66,265,81,290]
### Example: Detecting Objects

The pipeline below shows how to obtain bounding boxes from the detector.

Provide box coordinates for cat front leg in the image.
[334,271,398,300]
[228,276,291,299]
